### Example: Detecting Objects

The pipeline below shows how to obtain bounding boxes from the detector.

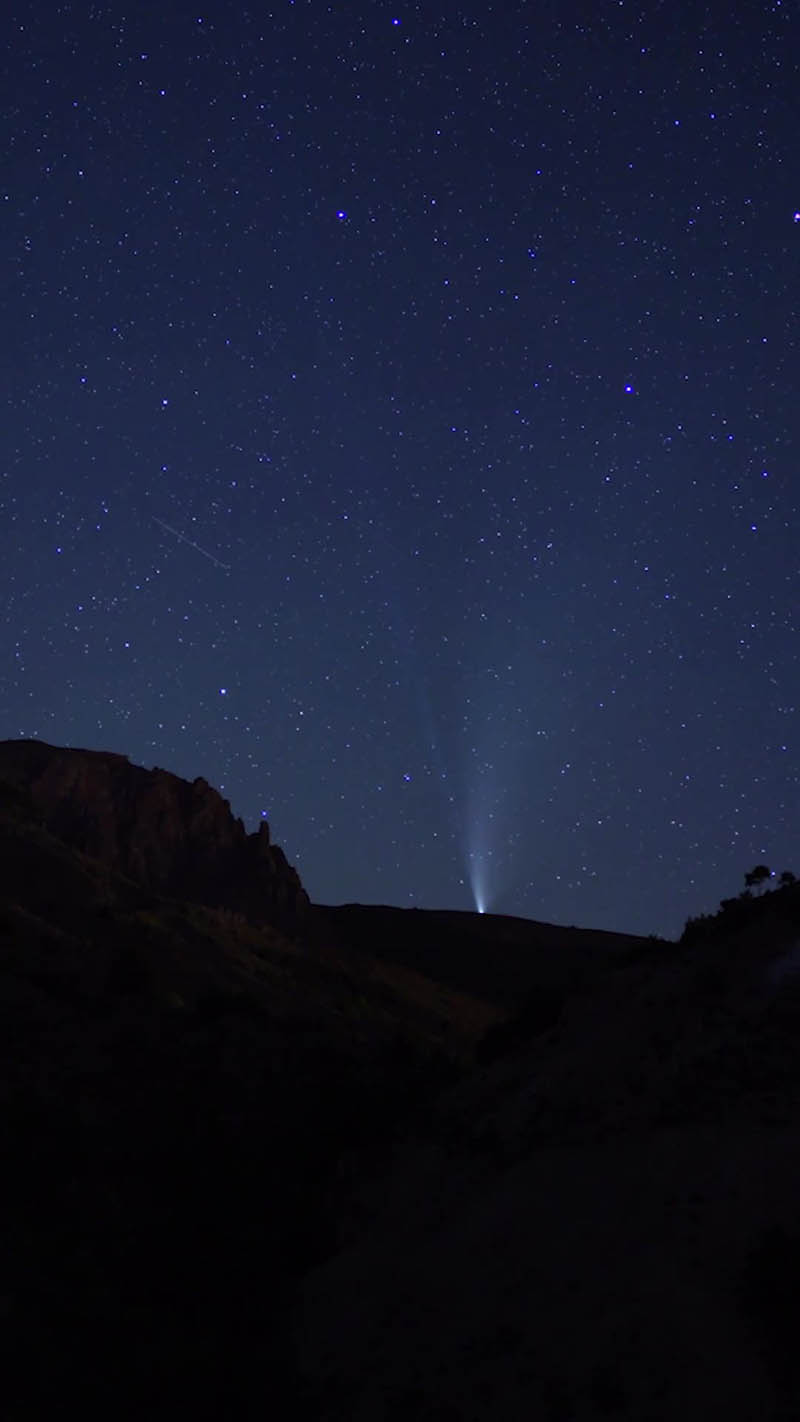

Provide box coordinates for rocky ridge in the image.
[0,737,308,929]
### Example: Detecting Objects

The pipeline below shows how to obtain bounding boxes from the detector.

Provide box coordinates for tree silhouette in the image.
[744,865,772,894]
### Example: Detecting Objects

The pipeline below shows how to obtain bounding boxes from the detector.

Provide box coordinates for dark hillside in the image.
[317,901,649,1010]
[0,753,488,1416]
[6,742,800,1418]
[296,889,800,1420]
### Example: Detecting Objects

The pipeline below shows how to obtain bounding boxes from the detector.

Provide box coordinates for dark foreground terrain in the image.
[2,740,800,1419]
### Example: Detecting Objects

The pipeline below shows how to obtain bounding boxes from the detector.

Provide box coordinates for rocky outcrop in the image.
[0,739,308,928]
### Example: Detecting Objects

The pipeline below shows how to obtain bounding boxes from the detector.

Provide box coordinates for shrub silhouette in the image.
[681,867,800,946]
[744,864,772,893]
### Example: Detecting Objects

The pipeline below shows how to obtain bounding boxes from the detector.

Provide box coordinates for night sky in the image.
[2,1,798,939]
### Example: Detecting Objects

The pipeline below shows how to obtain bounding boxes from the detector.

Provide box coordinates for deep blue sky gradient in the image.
[3,1,798,936]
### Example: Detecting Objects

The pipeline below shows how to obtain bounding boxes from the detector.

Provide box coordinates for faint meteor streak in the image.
[152,515,230,570]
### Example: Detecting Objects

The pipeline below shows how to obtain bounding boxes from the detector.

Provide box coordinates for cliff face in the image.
[0,738,308,927]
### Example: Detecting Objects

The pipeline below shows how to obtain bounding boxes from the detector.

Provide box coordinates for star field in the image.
[2,1,798,937]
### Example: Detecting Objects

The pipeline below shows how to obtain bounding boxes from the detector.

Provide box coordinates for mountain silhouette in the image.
[2,739,800,1419]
